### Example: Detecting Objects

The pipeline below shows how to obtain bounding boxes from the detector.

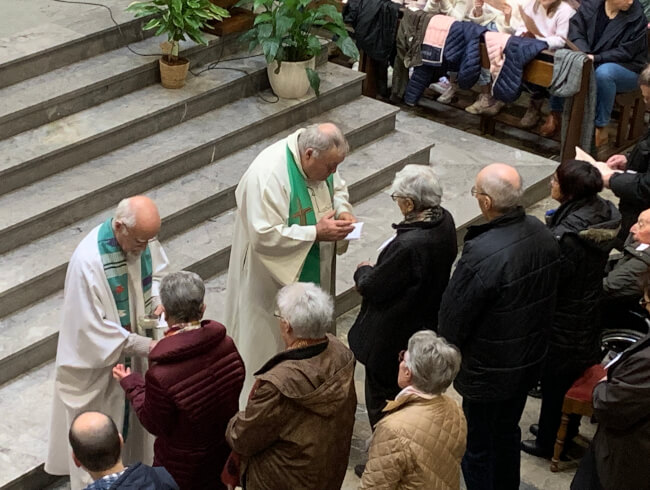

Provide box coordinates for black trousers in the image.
[364,367,400,429]
[536,365,585,449]
[461,393,528,490]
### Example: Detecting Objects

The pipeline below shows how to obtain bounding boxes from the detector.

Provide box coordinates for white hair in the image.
[297,123,349,158]
[276,283,334,339]
[160,271,205,323]
[390,164,443,210]
[406,330,461,395]
[480,170,524,213]
[115,198,136,228]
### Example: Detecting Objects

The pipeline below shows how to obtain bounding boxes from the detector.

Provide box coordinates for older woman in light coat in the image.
[360,330,467,490]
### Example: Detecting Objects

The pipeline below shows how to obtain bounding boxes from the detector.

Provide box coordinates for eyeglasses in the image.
[273,311,284,320]
[639,298,649,308]
[391,194,408,202]
[470,186,490,198]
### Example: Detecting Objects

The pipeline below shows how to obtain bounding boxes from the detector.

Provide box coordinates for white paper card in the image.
[345,222,364,240]
[636,243,649,251]
[575,146,597,164]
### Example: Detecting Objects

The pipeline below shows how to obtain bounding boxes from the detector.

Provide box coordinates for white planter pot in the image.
[267,57,316,99]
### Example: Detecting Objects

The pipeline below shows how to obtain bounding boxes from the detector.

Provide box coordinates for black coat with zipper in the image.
[545,196,621,374]
[348,208,457,385]
[569,0,648,73]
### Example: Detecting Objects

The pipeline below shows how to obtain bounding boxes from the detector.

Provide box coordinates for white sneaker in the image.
[437,82,457,104]
[429,76,450,94]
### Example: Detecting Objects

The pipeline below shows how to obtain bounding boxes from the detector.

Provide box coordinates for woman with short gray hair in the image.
[360,330,467,489]
[225,283,356,490]
[348,164,458,431]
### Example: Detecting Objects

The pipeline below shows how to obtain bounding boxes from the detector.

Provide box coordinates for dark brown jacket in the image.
[225,335,357,490]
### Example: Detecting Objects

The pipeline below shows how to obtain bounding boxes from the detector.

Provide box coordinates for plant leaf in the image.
[306,67,320,96]
[142,17,162,30]
[337,35,359,60]
[254,11,272,25]
[262,38,280,63]
[257,23,273,39]
[315,4,341,22]
[274,14,294,37]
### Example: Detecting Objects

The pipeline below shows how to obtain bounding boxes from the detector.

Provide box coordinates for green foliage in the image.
[127,0,230,61]
[236,0,359,94]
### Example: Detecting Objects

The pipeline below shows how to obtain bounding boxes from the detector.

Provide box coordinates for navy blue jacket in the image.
[493,36,548,103]
[108,463,178,489]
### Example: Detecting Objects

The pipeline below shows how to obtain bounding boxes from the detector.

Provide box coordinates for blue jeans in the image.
[594,62,639,127]
[549,63,639,126]
[461,393,528,490]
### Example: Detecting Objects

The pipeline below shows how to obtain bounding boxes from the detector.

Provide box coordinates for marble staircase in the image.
[0,2,558,488]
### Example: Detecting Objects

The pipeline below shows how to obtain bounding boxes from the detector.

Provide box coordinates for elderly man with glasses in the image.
[438,163,561,490]
[46,196,169,490]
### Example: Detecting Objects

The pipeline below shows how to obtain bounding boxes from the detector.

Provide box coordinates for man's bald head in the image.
[69,411,122,472]
[113,196,161,255]
[474,163,524,218]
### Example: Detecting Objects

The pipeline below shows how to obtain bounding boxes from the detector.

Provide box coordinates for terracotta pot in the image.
[267,57,316,99]
[159,57,189,89]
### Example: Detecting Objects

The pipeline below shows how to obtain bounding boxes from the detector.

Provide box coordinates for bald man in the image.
[46,196,169,489]
[438,164,560,490]
[225,123,356,403]
[69,411,177,489]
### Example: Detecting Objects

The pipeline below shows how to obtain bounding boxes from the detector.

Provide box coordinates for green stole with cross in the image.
[286,145,333,285]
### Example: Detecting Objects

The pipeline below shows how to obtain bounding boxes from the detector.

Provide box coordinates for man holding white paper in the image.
[224,123,356,402]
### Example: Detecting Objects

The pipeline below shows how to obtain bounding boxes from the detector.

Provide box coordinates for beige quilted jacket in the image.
[360,393,467,490]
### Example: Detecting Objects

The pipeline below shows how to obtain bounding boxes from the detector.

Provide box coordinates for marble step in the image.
[0,113,417,385]
[0,44,330,197]
[0,61,361,255]
[0,0,154,89]
[0,33,245,139]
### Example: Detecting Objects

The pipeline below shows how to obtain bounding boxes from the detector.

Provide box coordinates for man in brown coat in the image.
[225,282,357,490]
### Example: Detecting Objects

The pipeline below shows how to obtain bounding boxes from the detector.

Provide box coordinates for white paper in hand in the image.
[575,146,597,164]
[345,222,364,240]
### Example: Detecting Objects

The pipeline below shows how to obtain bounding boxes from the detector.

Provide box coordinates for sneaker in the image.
[429,76,450,94]
[465,93,491,114]
[437,82,458,104]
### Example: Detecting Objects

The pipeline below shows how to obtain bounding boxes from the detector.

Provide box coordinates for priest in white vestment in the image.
[224,123,356,403]
[45,196,169,490]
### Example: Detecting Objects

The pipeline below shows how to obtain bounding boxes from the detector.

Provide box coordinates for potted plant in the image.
[127,0,230,89]
[237,0,359,99]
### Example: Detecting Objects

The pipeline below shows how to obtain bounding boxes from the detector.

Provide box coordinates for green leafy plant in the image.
[127,0,230,62]
[237,0,359,95]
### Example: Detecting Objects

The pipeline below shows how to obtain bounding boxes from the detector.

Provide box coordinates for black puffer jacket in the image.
[348,209,457,381]
[438,208,561,402]
[545,196,621,373]
[569,0,648,73]
[343,0,400,63]
[610,126,650,240]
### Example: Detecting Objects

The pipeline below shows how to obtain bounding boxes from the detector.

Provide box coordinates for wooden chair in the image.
[614,90,646,148]
[550,364,607,472]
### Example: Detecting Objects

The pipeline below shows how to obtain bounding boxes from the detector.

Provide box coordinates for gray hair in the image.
[640,64,650,86]
[389,164,443,210]
[406,330,461,395]
[481,170,524,213]
[160,271,205,323]
[115,198,136,228]
[297,123,350,158]
[276,282,334,339]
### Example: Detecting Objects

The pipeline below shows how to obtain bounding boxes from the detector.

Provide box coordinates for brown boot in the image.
[595,127,609,147]
[520,99,543,128]
[540,111,561,137]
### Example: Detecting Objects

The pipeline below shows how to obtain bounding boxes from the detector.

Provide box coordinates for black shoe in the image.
[521,439,553,459]
[354,464,366,478]
[529,424,539,437]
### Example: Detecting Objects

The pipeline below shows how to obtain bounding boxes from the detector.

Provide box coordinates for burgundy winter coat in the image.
[121,320,245,490]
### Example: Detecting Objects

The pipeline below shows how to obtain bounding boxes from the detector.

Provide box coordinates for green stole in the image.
[97,218,153,439]
[286,145,333,285]
[97,218,153,331]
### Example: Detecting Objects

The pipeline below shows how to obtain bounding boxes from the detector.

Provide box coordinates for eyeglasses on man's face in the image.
[391,194,408,202]
[639,297,649,308]
[470,186,490,198]
[273,311,284,320]
[398,349,406,363]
